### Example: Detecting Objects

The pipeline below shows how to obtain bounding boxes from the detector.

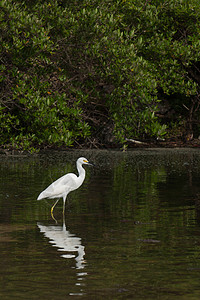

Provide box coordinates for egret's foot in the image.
[51,206,54,216]
[50,199,59,223]
[51,208,58,223]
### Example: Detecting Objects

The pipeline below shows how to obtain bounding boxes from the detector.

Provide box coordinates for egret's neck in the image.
[76,161,86,185]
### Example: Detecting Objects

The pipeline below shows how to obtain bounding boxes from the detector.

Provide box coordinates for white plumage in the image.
[37,157,93,216]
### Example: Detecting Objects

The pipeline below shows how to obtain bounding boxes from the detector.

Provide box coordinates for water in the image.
[1,149,200,299]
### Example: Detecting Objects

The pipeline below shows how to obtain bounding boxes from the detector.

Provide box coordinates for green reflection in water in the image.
[0,149,200,299]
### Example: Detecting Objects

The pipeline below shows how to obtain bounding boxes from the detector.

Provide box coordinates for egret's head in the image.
[78,157,94,166]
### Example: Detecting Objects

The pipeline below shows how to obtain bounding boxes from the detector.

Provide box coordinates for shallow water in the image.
[1,149,200,299]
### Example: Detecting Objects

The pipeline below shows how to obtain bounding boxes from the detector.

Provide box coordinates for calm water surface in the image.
[1,149,200,299]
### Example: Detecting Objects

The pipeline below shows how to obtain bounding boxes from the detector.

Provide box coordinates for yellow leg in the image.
[51,199,59,219]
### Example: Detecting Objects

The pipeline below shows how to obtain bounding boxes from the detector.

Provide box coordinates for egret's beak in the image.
[87,161,95,167]
[84,159,94,166]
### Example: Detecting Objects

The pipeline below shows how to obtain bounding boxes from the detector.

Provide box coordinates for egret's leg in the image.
[63,196,66,216]
[63,200,65,216]
[51,199,59,217]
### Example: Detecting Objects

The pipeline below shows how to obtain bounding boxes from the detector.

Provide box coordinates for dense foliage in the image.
[1,0,200,151]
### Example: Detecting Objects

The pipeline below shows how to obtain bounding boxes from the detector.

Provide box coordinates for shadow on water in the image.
[2,149,200,299]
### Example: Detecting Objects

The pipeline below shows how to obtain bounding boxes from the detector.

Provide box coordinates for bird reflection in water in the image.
[37,220,86,269]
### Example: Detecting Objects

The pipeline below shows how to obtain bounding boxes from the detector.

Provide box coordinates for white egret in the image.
[37,157,93,217]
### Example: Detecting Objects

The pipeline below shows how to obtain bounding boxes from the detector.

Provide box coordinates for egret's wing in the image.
[37,174,76,200]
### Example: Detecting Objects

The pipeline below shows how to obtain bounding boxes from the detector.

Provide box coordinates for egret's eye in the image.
[83,159,88,163]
